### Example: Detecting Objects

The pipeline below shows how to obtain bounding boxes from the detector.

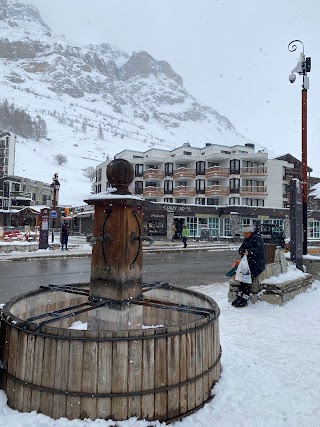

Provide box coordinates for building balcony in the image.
[240,186,267,196]
[143,186,164,197]
[143,169,165,179]
[240,166,267,177]
[173,168,196,179]
[205,185,230,196]
[205,166,229,178]
[173,186,196,197]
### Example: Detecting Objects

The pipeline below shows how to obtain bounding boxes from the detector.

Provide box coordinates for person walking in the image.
[233,225,265,308]
[181,224,189,248]
[60,222,69,250]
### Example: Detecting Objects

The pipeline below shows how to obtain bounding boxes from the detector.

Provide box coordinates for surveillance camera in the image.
[289,73,296,83]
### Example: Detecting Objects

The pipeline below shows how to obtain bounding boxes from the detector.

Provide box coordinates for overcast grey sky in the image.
[24,0,320,174]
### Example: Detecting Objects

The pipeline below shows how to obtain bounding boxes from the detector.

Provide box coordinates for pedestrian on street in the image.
[181,224,189,248]
[60,222,69,250]
[232,225,265,308]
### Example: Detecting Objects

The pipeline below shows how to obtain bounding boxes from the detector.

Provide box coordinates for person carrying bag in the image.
[232,225,265,308]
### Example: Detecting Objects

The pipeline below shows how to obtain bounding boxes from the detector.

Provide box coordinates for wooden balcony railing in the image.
[205,185,230,196]
[143,187,164,197]
[240,167,267,177]
[143,169,165,179]
[205,166,229,178]
[173,168,196,179]
[240,186,267,196]
[173,186,196,197]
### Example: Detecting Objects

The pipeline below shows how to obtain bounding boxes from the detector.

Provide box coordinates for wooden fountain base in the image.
[0,282,221,422]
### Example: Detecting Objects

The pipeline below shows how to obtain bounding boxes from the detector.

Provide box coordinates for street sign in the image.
[51,211,57,219]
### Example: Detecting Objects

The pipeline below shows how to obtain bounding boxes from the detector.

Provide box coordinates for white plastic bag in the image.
[235,255,252,284]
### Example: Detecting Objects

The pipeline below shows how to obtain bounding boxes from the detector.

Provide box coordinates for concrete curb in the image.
[0,243,238,262]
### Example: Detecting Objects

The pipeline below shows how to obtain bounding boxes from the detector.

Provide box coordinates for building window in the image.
[135,164,144,177]
[243,198,264,207]
[207,198,219,205]
[195,198,205,205]
[96,184,101,193]
[308,220,320,239]
[135,181,143,194]
[222,218,231,236]
[97,168,102,182]
[164,180,173,194]
[176,198,187,204]
[165,163,174,176]
[230,159,240,174]
[164,198,173,203]
[196,161,205,175]
[229,197,240,205]
[230,178,240,193]
[196,179,205,194]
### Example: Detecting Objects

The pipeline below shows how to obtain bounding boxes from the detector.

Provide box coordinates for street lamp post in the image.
[50,173,60,243]
[288,40,311,255]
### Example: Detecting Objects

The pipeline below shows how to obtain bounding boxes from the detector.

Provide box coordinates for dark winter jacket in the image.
[238,233,265,278]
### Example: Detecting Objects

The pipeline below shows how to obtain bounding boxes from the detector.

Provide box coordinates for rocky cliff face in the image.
[0,0,249,161]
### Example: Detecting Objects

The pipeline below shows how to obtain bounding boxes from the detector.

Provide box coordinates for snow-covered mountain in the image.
[0,0,258,205]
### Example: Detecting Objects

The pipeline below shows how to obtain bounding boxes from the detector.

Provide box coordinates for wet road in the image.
[0,249,236,302]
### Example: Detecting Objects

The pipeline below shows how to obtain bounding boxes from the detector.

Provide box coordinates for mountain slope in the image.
[0,0,258,205]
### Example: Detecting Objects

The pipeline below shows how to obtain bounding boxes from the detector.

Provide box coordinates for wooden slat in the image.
[22,332,36,412]
[6,325,19,407]
[167,312,180,419]
[179,323,188,416]
[154,328,167,421]
[40,329,57,417]
[127,329,142,418]
[80,330,98,419]
[97,331,113,419]
[53,328,71,419]
[186,322,196,412]
[111,331,129,421]
[141,328,155,420]
[202,322,210,401]
[195,320,204,408]
[67,330,84,419]
[13,330,28,411]
[30,333,45,412]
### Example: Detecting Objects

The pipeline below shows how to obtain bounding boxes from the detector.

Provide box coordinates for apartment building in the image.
[0,131,16,178]
[96,143,293,209]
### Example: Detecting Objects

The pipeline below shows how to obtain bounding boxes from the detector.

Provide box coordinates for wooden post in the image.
[85,159,144,330]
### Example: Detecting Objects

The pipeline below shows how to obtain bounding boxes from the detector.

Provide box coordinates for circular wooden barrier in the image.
[0,284,221,422]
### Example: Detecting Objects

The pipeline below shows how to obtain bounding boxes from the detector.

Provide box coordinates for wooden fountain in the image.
[0,159,221,422]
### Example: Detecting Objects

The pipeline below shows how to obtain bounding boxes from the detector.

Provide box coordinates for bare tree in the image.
[90,177,96,194]
[83,166,96,182]
[54,153,68,165]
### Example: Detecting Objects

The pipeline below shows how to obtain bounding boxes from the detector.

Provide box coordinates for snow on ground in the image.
[0,273,319,426]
